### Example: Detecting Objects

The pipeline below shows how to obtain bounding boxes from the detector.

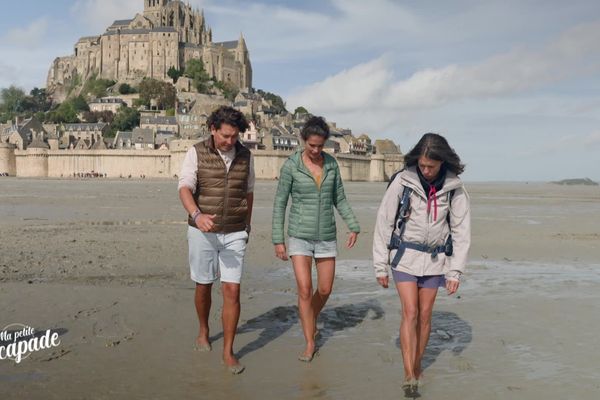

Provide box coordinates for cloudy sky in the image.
[1,0,600,181]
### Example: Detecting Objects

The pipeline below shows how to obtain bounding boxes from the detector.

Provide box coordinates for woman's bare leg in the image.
[396,281,419,381]
[312,257,335,326]
[415,287,438,379]
[292,255,316,358]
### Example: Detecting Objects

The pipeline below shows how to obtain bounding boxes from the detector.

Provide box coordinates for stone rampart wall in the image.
[10,145,403,182]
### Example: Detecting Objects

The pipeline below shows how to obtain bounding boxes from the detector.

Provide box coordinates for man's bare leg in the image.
[221,282,242,368]
[194,283,212,349]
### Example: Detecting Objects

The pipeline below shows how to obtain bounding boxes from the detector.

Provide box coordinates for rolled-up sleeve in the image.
[178,147,197,191]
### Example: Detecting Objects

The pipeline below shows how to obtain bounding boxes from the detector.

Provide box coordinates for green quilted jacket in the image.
[272,150,360,244]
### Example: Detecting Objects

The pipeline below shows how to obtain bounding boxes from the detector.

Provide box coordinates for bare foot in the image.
[298,341,317,362]
[195,335,211,352]
[223,354,245,374]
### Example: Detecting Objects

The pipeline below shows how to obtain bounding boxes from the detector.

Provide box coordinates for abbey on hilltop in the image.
[47,0,252,99]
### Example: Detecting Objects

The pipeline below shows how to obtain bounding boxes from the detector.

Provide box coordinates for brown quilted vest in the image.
[188,136,251,233]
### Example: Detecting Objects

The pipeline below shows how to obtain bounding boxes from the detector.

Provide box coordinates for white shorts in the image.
[288,236,337,258]
[187,226,248,284]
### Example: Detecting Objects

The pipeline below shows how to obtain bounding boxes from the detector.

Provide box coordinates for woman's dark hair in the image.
[300,116,330,141]
[404,133,465,175]
[207,106,249,133]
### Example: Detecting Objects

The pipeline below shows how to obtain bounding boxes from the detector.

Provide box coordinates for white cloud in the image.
[385,20,600,109]
[287,57,393,113]
[0,18,49,48]
[288,20,600,124]
[70,0,141,33]
[523,130,600,158]
[203,0,420,61]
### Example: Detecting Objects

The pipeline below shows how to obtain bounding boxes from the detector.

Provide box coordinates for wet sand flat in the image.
[1,178,599,399]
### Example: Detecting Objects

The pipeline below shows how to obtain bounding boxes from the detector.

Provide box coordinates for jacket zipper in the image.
[221,151,234,232]
[299,156,325,240]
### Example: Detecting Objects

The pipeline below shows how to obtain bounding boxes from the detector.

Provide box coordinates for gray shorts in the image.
[187,226,248,284]
[288,236,337,258]
[392,270,445,289]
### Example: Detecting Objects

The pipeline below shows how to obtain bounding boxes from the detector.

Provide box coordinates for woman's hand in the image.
[376,276,389,288]
[346,231,358,248]
[274,243,288,260]
[446,279,459,295]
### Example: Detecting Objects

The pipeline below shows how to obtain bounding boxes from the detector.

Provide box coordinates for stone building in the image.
[1,117,49,150]
[62,123,109,149]
[89,97,126,113]
[47,0,252,101]
[140,115,179,134]
[176,94,229,139]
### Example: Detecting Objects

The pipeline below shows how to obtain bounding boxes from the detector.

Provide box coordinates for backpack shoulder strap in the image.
[387,168,405,189]
[394,185,412,227]
[446,189,456,224]
[388,185,413,250]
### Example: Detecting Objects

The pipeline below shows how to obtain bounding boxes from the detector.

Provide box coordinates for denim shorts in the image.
[392,269,445,288]
[288,236,337,258]
[187,226,248,284]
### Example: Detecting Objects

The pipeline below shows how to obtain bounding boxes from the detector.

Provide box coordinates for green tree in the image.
[213,80,239,102]
[138,78,176,110]
[1,86,54,122]
[45,103,78,123]
[81,76,116,99]
[184,59,211,93]
[44,95,89,124]
[294,106,309,115]
[167,66,183,83]
[71,95,90,112]
[66,72,82,96]
[82,110,115,124]
[29,87,52,112]
[0,86,27,122]
[109,107,140,137]
[257,89,287,114]
[118,83,136,95]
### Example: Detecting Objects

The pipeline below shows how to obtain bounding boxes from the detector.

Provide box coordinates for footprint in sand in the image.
[450,355,474,372]
[93,313,136,344]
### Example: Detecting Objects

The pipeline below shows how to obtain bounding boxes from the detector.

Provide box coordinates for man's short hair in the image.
[207,106,249,133]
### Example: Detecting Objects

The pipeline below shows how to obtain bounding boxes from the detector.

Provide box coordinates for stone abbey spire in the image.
[47,0,252,101]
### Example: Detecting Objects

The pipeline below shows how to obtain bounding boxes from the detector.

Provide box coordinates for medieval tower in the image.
[47,0,252,100]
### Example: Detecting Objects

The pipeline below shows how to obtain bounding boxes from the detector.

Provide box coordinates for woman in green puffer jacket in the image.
[272,116,360,362]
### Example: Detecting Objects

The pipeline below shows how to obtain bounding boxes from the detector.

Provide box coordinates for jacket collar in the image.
[207,135,247,155]
[401,166,462,198]
[290,149,336,172]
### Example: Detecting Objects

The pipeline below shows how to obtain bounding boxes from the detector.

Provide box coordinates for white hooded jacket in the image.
[372,166,471,280]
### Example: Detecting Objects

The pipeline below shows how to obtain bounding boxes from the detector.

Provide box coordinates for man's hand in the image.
[376,276,389,288]
[195,213,217,232]
[346,232,358,248]
[274,243,288,260]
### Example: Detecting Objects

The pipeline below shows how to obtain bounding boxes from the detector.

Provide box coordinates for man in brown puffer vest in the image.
[178,106,254,374]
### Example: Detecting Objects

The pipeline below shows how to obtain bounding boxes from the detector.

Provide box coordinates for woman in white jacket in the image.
[372,133,471,393]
